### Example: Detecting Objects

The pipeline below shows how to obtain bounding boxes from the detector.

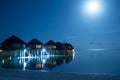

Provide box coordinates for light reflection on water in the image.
[1,53,75,70]
[1,49,120,74]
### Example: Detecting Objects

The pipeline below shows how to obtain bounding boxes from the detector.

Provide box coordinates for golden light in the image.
[52,46,56,49]
[0,50,3,52]
[36,45,41,49]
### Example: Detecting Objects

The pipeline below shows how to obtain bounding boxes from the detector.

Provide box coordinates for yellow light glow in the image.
[36,63,41,68]
[53,61,57,65]
[36,45,41,49]
[36,63,44,68]
[0,50,3,52]
[72,49,75,52]
[52,46,56,49]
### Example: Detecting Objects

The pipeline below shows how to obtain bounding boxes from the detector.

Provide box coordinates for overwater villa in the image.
[26,38,44,56]
[0,35,74,59]
[45,40,56,49]
[44,40,56,54]
[1,35,26,58]
[0,35,75,70]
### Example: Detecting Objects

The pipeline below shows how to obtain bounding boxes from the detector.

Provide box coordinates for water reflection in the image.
[1,51,75,70]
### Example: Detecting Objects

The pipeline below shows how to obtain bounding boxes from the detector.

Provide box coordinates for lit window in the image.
[53,61,57,65]
[0,50,3,52]
[36,45,41,49]
[52,46,56,49]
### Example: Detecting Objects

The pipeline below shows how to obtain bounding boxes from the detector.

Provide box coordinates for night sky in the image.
[0,0,120,50]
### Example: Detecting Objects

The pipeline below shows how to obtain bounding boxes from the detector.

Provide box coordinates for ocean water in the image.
[53,49,120,74]
[1,49,120,75]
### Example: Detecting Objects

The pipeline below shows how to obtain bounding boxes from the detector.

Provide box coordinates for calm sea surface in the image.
[1,49,120,75]
[53,49,120,74]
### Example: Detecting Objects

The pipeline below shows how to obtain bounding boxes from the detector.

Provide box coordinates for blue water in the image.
[1,49,120,75]
[53,49,120,74]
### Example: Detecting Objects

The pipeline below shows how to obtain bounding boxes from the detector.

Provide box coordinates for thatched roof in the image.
[45,40,56,46]
[27,38,43,45]
[1,35,26,45]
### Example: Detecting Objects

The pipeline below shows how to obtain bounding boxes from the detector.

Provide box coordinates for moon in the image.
[87,1,100,14]
[82,0,103,18]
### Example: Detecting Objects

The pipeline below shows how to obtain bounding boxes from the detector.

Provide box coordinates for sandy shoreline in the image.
[0,69,120,80]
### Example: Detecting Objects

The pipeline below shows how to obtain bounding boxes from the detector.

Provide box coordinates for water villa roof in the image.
[27,38,43,45]
[1,35,26,45]
[45,40,56,46]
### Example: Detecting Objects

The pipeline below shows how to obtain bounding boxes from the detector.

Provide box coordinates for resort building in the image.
[45,40,56,49]
[45,40,56,54]
[63,43,74,50]
[0,35,74,59]
[26,38,43,56]
[1,35,26,58]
